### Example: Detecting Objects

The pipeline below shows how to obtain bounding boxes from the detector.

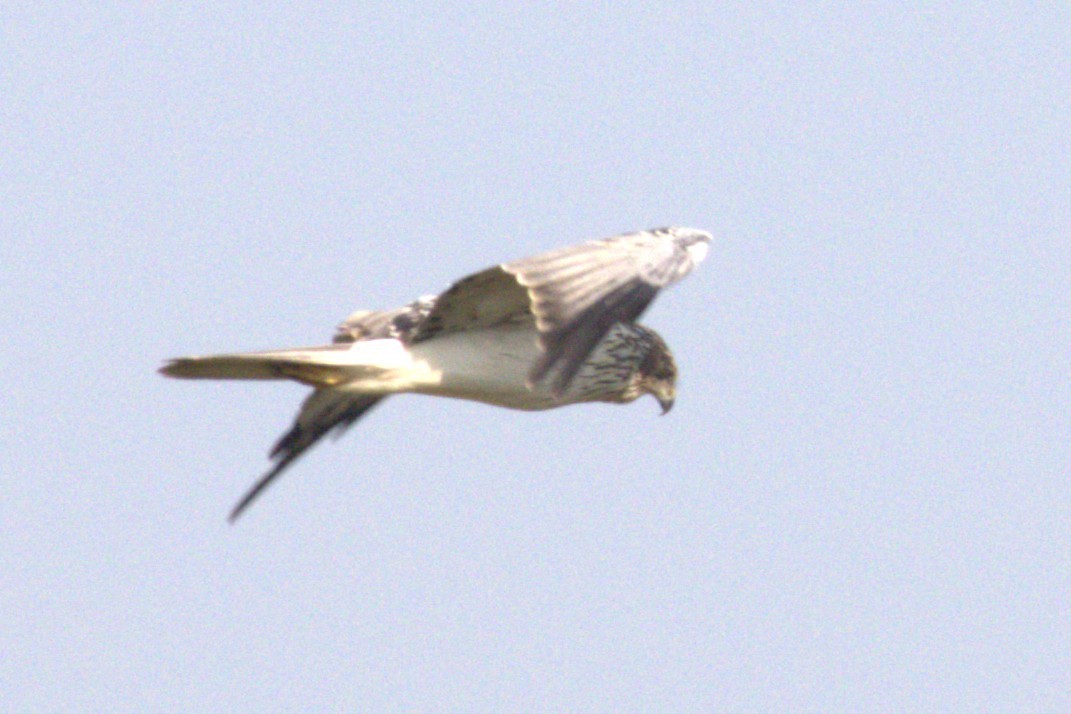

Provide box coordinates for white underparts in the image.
[340,325,561,410]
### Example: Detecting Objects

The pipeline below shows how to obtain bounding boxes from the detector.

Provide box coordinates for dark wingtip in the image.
[226,459,290,523]
[227,486,260,523]
[225,395,384,523]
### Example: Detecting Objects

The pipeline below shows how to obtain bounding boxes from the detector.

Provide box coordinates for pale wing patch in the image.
[410,266,533,343]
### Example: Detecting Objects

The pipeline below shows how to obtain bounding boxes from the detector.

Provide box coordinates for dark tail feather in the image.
[228,391,384,522]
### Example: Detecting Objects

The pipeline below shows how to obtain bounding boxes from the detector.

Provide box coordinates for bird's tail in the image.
[159,344,360,388]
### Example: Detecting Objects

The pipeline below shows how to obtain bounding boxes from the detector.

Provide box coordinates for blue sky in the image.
[4,4,1069,710]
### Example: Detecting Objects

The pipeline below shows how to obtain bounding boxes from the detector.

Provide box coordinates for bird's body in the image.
[162,226,711,520]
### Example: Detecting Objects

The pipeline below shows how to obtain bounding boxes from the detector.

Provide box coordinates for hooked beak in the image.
[656,390,675,415]
[641,376,675,415]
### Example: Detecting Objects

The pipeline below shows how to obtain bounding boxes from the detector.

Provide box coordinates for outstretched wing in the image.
[411,226,711,396]
[505,227,710,393]
[229,298,436,521]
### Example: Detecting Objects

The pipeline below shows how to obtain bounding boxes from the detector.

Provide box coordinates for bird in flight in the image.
[161,226,712,521]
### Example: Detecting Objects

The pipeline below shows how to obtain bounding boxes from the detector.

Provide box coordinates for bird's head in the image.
[633,327,678,414]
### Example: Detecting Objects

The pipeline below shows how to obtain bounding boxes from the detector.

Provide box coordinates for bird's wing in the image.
[228,301,435,520]
[509,226,710,393]
[228,390,381,521]
[333,294,438,343]
[408,266,533,343]
[412,226,710,396]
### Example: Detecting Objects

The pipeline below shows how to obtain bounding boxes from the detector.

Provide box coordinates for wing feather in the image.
[409,266,532,343]
[334,295,437,344]
[228,390,382,521]
[505,226,711,394]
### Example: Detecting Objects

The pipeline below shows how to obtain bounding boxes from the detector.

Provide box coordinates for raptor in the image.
[161,226,712,520]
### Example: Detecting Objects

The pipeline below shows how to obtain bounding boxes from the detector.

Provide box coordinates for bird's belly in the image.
[404,326,558,410]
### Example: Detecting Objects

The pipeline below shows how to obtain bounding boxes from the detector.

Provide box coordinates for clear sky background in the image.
[4,4,1069,711]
